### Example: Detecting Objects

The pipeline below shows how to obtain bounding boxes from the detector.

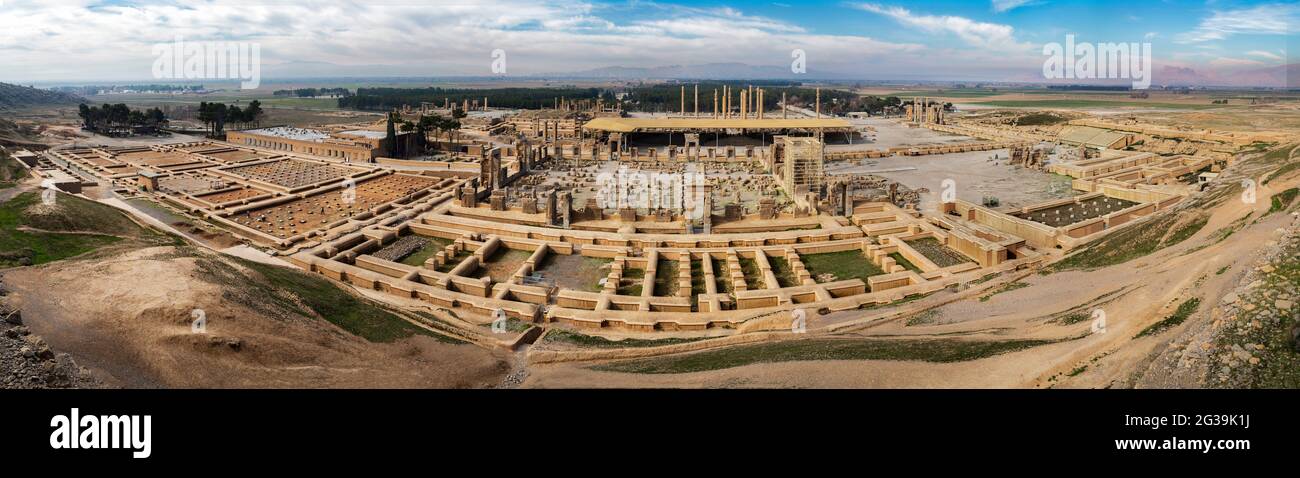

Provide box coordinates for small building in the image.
[1057,125,1134,150]
[226,126,382,162]
[138,170,161,191]
[11,149,40,167]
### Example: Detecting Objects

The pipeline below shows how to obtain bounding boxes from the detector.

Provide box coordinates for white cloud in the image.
[0,0,930,82]
[854,3,1032,52]
[1175,3,1299,43]
[1245,50,1284,62]
[1207,57,1266,69]
[991,0,1034,13]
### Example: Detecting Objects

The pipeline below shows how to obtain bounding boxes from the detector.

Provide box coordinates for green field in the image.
[592,337,1061,374]
[399,236,453,266]
[653,258,678,296]
[879,89,1006,98]
[544,329,705,349]
[803,250,884,283]
[202,256,452,343]
[767,255,798,287]
[1135,297,1201,338]
[970,99,1224,110]
[0,150,28,188]
[257,97,341,110]
[1050,211,1209,272]
[0,192,153,267]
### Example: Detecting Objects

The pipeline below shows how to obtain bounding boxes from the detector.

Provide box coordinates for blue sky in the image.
[0,1,1294,85]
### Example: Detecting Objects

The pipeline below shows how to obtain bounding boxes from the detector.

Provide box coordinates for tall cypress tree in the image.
[385,112,399,158]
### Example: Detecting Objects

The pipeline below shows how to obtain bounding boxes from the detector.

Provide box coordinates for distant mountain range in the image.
[537,62,844,80]
[1155,63,1298,89]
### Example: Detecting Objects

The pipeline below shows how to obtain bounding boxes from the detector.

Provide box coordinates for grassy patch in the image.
[653,258,678,296]
[591,337,1062,374]
[398,236,452,266]
[738,257,763,288]
[482,317,532,333]
[617,267,645,296]
[433,248,472,272]
[1051,211,1209,272]
[1135,298,1201,339]
[711,257,732,293]
[0,150,29,187]
[1267,188,1298,215]
[802,250,884,283]
[767,255,798,287]
[979,281,1029,302]
[689,260,706,297]
[889,252,920,272]
[229,258,450,343]
[543,328,705,349]
[1013,112,1069,126]
[905,309,940,326]
[0,192,159,267]
[1261,145,1299,185]
[906,237,971,267]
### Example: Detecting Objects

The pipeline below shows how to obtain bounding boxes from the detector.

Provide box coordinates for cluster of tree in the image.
[273,88,352,98]
[0,82,83,109]
[383,113,463,158]
[338,87,605,111]
[77,103,168,136]
[196,101,264,137]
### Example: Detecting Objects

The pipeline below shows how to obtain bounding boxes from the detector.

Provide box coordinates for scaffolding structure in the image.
[778,136,825,196]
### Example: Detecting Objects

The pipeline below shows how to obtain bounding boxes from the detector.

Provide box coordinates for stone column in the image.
[815,88,821,118]
[680,85,685,116]
[748,85,754,116]
[740,89,747,120]
[560,192,572,228]
[545,190,558,226]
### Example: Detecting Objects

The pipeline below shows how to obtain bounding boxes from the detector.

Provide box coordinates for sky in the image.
[0,0,1294,86]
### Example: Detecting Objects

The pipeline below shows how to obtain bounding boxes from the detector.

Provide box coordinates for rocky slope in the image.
[0,298,104,389]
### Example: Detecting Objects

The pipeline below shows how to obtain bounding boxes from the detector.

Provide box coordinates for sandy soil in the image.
[0,247,509,388]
